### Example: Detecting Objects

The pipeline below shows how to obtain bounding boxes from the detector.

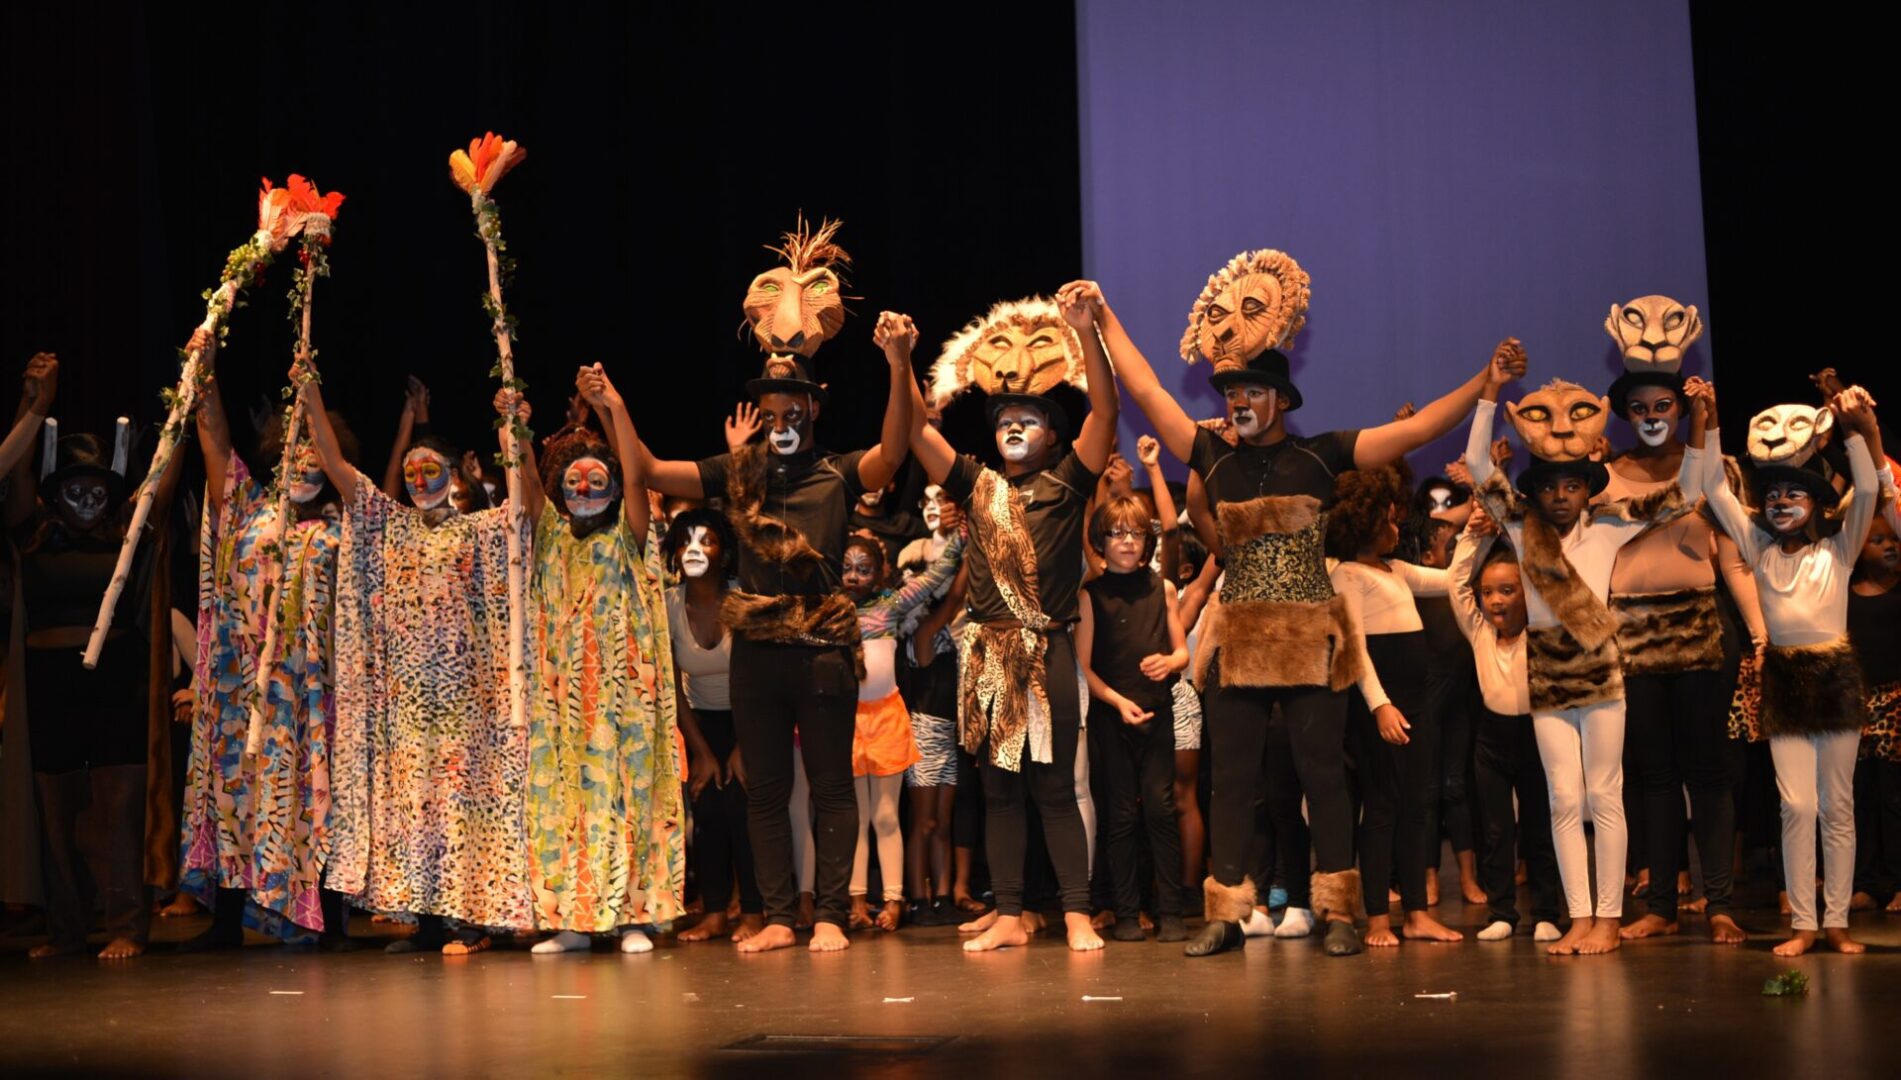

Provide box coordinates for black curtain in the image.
[2,3,1082,484]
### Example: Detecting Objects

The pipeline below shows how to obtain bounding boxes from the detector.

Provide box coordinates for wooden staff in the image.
[474,188,529,731]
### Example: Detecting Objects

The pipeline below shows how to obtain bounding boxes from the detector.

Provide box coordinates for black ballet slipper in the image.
[1112,917,1146,942]
[1184,919,1243,957]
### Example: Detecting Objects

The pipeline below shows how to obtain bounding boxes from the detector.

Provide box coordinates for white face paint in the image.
[761,396,811,457]
[288,467,325,505]
[561,455,617,520]
[1427,486,1455,514]
[1764,484,1814,534]
[402,448,454,511]
[59,477,112,530]
[1636,418,1673,447]
[680,525,714,578]
[921,484,945,533]
[995,406,1049,463]
[1224,384,1276,439]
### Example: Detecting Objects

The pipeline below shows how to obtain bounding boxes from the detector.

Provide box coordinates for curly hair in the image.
[1326,465,1413,559]
[661,508,738,578]
[540,428,618,519]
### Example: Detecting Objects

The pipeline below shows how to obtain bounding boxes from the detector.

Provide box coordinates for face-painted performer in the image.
[177,329,362,952]
[1696,382,1891,955]
[1465,345,1706,958]
[1596,296,1750,944]
[6,352,174,961]
[520,364,684,954]
[907,293,1120,953]
[1083,252,1522,958]
[632,217,915,954]
[300,369,533,954]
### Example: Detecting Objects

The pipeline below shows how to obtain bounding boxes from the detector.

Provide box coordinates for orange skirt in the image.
[853,689,920,778]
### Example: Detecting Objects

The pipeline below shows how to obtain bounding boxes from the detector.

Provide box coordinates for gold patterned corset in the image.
[1219,513,1334,605]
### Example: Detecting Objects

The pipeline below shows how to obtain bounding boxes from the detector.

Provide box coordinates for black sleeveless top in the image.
[1848,582,1901,688]
[1084,569,1176,715]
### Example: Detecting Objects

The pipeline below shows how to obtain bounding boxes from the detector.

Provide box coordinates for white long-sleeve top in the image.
[1466,400,1703,632]
[1329,558,1448,714]
[1447,530,1531,716]
[1700,432,1886,646]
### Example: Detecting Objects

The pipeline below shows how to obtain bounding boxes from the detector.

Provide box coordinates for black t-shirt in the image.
[697,447,867,597]
[1188,426,1359,510]
[1085,568,1176,714]
[942,450,1098,625]
[1849,584,1901,687]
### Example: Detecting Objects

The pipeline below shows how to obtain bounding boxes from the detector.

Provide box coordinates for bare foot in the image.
[157,894,201,918]
[1090,908,1115,931]
[809,921,851,953]
[953,891,987,913]
[1577,920,1622,955]
[959,909,999,935]
[731,914,766,943]
[1850,891,1875,912]
[1364,915,1400,948]
[795,893,816,930]
[1680,896,1709,914]
[849,896,874,930]
[1402,910,1464,943]
[1633,870,1650,895]
[1778,891,1792,916]
[1388,887,1402,905]
[1425,867,1440,907]
[1138,911,1154,933]
[1065,912,1105,952]
[1677,871,1693,897]
[98,937,145,960]
[442,935,491,956]
[1826,928,1866,954]
[1548,917,1594,956]
[679,912,729,942]
[875,900,902,932]
[1708,914,1745,945]
[1020,910,1048,935]
[964,914,1029,952]
[27,942,81,960]
[1887,892,1901,913]
[1459,874,1488,907]
[737,923,798,953]
[1772,930,1817,957]
[1619,914,1679,940]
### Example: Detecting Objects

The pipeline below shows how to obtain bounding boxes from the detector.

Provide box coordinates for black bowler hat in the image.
[1750,460,1842,511]
[42,432,128,507]
[745,355,829,404]
[1208,349,1303,411]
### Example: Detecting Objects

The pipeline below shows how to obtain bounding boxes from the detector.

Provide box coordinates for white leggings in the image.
[1075,682,1096,867]
[791,753,815,894]
[1770,730,1859,931]
[1532,699,1627,919]
[850,773,906,902]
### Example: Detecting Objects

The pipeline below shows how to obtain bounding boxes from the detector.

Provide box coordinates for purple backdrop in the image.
[1076,0,1712,476]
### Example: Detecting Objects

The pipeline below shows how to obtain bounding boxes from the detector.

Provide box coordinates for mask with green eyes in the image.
[1505,379,1611,462]
[742,215,850,359]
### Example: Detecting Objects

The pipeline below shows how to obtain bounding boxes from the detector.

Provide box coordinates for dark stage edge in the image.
[4,886,1899,1078]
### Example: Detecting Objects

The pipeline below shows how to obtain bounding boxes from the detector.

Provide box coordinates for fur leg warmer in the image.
[1201,876,1259,924]
[1310,869,1365,925]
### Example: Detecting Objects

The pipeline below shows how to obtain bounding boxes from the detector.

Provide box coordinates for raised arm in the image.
[1177,550,1220,634]
[1447,520,1494,641]
[1059,280,1196,462]
[186,331,236,510]
[858,311,916,492]
[887,531,967,623]
[909,561,968,663]
[3,354,57,515]
[495,387,541,521]
[1138,434,1181,585]
[1683,380,1758,563]
[1832,386,1884,556]
[1058,291,1119,473]
[380,377,426,498]
[578,363,647,539]
[903,368,957,485]
[1356,338,1526,469]
[299,368,357,504]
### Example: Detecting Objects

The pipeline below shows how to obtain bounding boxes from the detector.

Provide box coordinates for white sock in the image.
[531,930,591,954]
[1241,908,1275,938]
[1533,921,1562,942]
[1274,907,1314,939]
[1477,920,1514,942]
[620,929,654,954]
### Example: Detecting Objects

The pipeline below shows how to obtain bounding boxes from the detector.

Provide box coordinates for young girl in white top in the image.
[1690,380,1889,955]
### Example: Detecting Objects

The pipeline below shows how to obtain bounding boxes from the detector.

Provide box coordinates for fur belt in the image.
[1611,587,1723,675]
[1526,624,1623,712]
[721,589,866,680]
[1193,595,1362,691]
[1759,637,1867,738]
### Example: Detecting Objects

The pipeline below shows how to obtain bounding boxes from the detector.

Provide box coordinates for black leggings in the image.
[1089,694,1183,919]
[36,764,150,950]
[1854,757,1901,899]
[688,709,762,916]
[1624,666,1740,920]
[980,630,1090,917]
[1351,632,1438,916]
[1204,653,1352,889]
[729,639,859,929]
[1430,667,1478,855]
[1472,709,1563,927]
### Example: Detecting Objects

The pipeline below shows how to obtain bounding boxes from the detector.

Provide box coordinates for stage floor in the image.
[4,884,1900,1078]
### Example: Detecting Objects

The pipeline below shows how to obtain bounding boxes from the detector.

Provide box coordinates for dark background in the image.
[0,2,1886,491]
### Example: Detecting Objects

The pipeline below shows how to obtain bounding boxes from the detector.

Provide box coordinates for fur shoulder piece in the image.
[1216,494,1320,548]
[1589,481,1687,525]
[1518,512,1618,651]
[1475,470,1525,523]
